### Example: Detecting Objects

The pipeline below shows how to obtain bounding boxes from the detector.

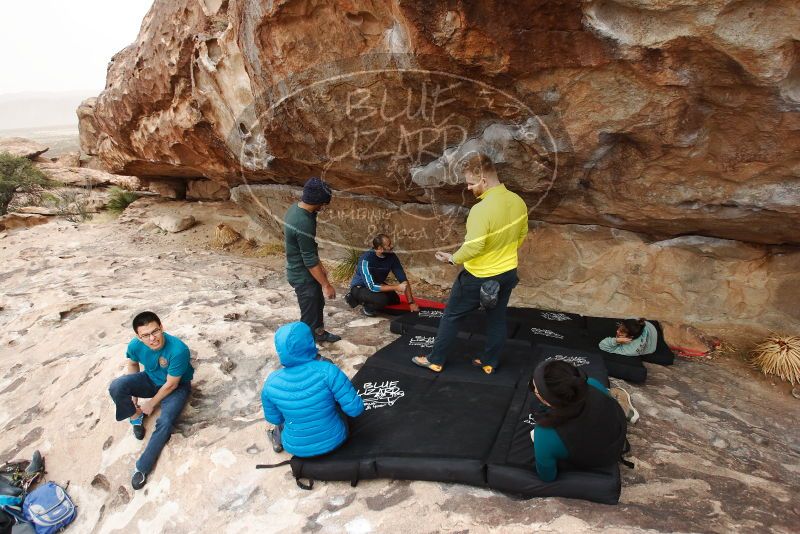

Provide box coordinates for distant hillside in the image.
[0,90,94,130]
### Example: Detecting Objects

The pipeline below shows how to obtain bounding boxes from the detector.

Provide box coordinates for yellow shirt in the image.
[452,184,528,277]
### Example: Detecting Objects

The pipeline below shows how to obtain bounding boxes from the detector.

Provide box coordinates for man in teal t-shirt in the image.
[108,311,194,490]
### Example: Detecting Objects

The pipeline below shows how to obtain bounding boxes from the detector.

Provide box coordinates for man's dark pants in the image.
[351,285,400,311]
[108,372,191,474]
[292,279,324,334]
[427,268,519,369]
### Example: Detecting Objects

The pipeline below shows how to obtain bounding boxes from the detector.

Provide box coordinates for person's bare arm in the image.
[404,283,418,312]
[140,374,180,415]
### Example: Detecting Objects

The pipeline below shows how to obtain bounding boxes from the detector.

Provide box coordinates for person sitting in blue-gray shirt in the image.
[108,311,194,490]
[344,233,418,317]
[598,318,658,357]
[529,360,629,482]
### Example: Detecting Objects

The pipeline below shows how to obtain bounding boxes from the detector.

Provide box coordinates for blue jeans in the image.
[427,268,519,369]
[108,372,191,474]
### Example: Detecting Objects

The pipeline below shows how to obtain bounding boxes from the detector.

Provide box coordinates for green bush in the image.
[0,152,55,215]
[107,186,139,214]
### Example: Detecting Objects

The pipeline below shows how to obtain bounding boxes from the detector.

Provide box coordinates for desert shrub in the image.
[0,152,55,215]
[52,188,93,223]
[750,334,800,385]
[107,186,139,214]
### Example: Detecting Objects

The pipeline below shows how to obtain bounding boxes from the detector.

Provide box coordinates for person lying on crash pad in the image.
[261,321,365,457]
[598,318,658,356]
[529,360,628,482]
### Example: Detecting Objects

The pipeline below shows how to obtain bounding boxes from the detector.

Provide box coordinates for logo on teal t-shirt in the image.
[127,332,194,386]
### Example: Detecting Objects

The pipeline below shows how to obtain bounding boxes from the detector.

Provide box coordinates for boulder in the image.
[0,213,49,231]
[53,152,81,168]
[76,0,800,245]
[76,97,99,156]
[0,137,48,159]
[35,163,139,189]
[145,179,187,199]
[151,214,196,233]
[186,179,230,200]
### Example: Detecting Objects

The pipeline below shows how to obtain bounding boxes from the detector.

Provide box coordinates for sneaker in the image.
[130,413,145,440]
[609,387,639,424]
[316,331,341,343]
[268,427,283,453]
[131,470,147,490]
[344,291,358,308]
[362,307,377,317]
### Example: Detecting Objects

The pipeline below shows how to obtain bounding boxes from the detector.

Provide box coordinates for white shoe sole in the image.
[610,387,639,424]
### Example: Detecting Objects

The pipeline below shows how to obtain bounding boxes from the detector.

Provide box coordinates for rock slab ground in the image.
[0,205,797,533]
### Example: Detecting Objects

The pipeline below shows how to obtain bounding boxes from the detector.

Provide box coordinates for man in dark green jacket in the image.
[284,177,341,343]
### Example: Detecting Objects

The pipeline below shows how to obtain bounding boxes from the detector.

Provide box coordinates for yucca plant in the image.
[750,334,800,385]
[331,248,361,284]
[107,186,139,214]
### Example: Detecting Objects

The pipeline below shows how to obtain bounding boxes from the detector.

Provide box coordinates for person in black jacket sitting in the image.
[345,234,418,316]
[529,360,629,481]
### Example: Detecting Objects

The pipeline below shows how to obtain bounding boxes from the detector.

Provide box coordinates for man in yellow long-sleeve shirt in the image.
[412,153,528,374]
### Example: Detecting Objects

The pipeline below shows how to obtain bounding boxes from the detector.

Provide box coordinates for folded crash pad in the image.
[382,295,446,314]
[288,332,622,504]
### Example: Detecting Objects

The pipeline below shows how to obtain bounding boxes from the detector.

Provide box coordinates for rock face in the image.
[152,214,196,233]
[35,163,140,190]
[187,179,230,201]
[232,184,799,345]
[0,137,49,160]
[78,0,800,245]
[0,212,49,231]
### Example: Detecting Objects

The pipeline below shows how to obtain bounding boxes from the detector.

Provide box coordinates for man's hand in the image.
[395,281,408,293]
[435,251,454,264]
[616,336,633,344]
[323,283,336,299]
[409,302,420,312]
[140,400,155,416]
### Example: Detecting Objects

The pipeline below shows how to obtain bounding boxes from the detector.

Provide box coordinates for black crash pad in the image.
[289,332,622,504]
[585,316,675,366]
[389,308,520,340]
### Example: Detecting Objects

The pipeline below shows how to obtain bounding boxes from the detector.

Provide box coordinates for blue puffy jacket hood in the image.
[274,321,317,367]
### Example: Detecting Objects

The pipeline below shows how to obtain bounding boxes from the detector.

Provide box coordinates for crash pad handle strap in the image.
[256,460,292,469]
[296,477,314,490]
[620,458,635,469]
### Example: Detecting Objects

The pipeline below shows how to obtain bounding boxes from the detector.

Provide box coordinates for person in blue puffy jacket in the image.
[261,321,365,457]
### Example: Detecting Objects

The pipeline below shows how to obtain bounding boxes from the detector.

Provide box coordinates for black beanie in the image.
[301,176,332,205]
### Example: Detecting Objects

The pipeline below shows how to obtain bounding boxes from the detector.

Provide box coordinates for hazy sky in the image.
[1,0,153,96]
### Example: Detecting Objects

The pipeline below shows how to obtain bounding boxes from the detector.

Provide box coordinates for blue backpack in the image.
[22,483,75,534]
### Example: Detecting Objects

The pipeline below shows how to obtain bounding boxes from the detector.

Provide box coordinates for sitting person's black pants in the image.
[351,285,400,311]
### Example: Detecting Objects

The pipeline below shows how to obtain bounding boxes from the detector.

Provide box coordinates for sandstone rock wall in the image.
[79,0,800,245]
[230,184,799,345]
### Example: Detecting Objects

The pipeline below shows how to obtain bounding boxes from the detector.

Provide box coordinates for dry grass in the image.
[252,242,285,257]
[749,334,800,385]
[211,223,241,247]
